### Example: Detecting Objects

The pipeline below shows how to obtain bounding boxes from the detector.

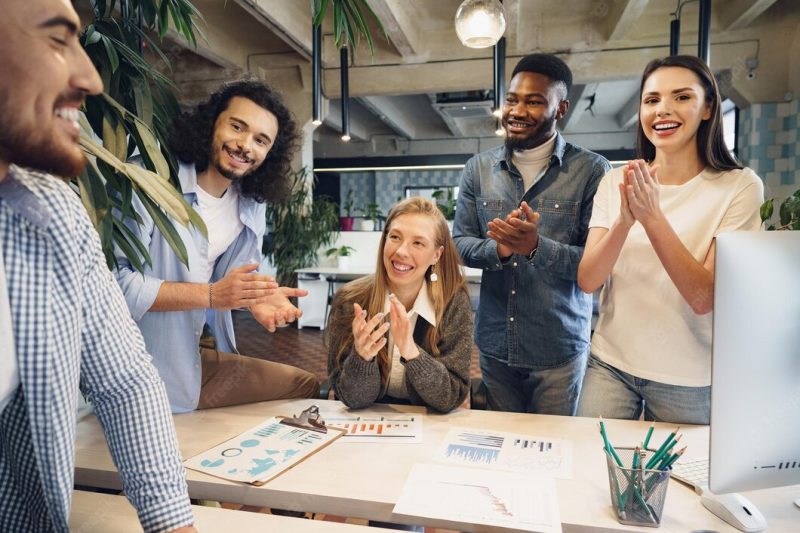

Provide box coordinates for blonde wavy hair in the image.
[325,197,467,387]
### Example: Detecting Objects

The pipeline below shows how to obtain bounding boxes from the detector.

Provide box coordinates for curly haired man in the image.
[114,80,319,413]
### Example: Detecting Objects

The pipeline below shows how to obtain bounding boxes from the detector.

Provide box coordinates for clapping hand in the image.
[487,201,541,257]
[351,303,390,360]
[388,294,419,360]
[624,159,662,227]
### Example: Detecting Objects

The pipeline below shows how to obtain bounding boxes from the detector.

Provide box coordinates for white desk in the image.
[74,399,800,532]
[69,490,396,532]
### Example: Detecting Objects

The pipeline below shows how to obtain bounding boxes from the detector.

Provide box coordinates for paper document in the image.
[183,417,343,484]
[435,427,572,478]
[321,410,422,443]
[393,463,561,533]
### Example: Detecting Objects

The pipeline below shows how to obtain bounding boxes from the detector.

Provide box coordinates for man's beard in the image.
[0,91,86,177]
[210,144,257,183]
[503,116,557,153]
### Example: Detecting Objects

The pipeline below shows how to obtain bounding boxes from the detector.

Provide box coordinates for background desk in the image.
[69,490,396,532]
[296,266,483,329]
[74,399,800,532]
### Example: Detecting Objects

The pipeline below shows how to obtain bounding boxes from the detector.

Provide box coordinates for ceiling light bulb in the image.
[312,119,323,126]
[341,134,351,142]
[455,0,506,49]
[495,126,504,136]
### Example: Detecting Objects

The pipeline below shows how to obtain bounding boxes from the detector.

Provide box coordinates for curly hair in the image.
[168,79,300,203]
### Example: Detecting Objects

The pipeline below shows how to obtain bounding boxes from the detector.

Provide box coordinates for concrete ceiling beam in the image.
[616,91,641,130]
[233,0,312,59]
[605,0,650,41]
[721,0,778,31]
[322,41,756,97]
[560,83,599,132]
[364,0,423,60]
[324,100,372,142]
[358,96,418,139]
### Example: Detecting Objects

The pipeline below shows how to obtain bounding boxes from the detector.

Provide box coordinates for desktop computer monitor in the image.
[710,230,800,494]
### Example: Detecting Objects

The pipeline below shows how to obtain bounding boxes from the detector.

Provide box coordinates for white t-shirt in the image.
[0,232,20,414]
[385,283,437,399]
[196,185,244,282]
[589,166,764,387]
[512,133,556,193]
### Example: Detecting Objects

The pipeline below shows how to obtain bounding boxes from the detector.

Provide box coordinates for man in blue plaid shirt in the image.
[0,1,196,531]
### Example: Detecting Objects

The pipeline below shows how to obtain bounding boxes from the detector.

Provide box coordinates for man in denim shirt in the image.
[453,54,610,414]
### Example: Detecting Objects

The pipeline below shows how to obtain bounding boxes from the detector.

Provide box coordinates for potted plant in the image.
[358,202,383,231]
[264,168,340,288]
[326,245,356,270]
[761,189,800,230]
[432,188,457,231]
[340,188,355,231]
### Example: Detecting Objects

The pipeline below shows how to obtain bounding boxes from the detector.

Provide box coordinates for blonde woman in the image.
[326,197,473,413]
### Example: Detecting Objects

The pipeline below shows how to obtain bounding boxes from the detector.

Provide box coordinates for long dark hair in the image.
[168,79,300,203]
[325,197,467,388]
[636,55,741,171]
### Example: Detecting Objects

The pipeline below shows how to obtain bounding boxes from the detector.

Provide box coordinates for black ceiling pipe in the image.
[670,18,681,56]
[698,0,711,64]
[493,37,506,114]
[340,44,350,140]
[312,23,322,125]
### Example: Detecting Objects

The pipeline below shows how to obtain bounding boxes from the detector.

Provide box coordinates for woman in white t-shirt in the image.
[575,55,763,424]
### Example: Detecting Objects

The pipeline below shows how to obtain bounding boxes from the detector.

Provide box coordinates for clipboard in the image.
[183,405,346,486]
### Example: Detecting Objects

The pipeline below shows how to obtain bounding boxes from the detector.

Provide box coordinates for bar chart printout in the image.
[321,412,422,443]
[183,417,343,484]
[393,463,562,533]
[435,427,573,479]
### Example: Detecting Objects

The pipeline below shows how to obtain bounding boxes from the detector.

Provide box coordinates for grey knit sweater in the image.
[326,289,473,413]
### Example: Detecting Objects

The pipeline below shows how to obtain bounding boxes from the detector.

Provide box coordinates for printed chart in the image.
[321,413,422,443]
[184,417,343,484]
[393,463,561,533]
[435,427,572,479]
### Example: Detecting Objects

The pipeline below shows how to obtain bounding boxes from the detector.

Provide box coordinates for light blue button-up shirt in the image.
[114,163,266,413]
[453,133,610,369]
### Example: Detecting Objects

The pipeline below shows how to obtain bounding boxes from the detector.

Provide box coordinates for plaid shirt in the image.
[0,166,193,532]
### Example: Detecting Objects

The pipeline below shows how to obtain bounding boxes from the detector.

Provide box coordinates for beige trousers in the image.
[197,337,319,410]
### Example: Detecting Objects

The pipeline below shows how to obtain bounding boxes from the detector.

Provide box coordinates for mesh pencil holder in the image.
[605,447,671,527]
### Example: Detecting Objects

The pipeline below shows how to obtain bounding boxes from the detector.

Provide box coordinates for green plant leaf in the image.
[759,198,773,223]
[138,189,191,268]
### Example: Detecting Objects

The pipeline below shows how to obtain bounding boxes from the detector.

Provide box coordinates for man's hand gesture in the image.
[250,287,308,332]
[210,264,278,310]
[486,201,541,257]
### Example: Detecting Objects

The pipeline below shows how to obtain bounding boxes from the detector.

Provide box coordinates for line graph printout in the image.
[184,417,343,485]
[320,412,422,443]
[435,427,572,479]
[393,464,561,533]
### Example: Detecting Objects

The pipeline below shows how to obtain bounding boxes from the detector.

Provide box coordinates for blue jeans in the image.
[577,354,710,425]
[479,350,588,414]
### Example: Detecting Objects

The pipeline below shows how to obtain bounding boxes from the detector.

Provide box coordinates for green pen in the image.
[646,426,680,469]
[643,421,655,449]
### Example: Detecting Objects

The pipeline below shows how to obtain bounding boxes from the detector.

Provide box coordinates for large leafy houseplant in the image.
[264,168,340,288]
[78,0,206,271]
[312,0,385,54]
[761,190,800,230]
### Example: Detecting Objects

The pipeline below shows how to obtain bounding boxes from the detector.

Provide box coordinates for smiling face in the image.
[502,71,568,152]
[208,96,279,182]
[0,0,103,179]
[640,66,712,156]
[382,213,444,296]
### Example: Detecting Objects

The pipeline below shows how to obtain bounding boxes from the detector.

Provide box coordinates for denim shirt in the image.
[114,163,266,413]
[453,133,610,369]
